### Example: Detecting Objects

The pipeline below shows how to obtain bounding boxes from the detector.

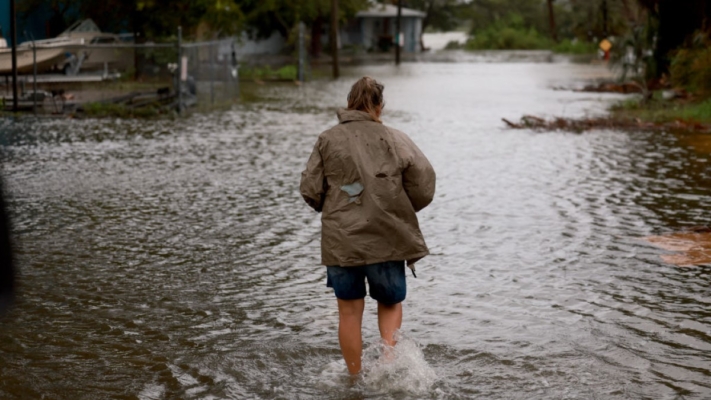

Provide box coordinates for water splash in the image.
[360,332,438,395]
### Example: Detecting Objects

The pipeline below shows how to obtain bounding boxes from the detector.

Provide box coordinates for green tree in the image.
[19,0,247,40]
[636,0,711,76]
[17,0,79,37]
[239,0,368,56]
[199,0,246,37]
[466,0,548,34]
[461,0,632,48]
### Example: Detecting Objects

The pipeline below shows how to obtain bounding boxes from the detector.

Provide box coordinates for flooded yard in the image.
[1,55,710,399]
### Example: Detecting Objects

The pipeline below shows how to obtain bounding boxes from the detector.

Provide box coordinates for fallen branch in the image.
[502,115,711,133]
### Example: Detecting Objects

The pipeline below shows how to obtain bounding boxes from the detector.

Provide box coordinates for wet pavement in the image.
[0,55,710,399]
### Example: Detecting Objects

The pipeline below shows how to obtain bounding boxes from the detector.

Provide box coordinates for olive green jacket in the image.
[300,109,436,267]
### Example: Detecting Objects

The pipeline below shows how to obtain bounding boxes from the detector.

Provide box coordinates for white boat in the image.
[0,19,132,75]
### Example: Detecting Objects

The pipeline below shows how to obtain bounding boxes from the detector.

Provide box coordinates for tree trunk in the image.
[547,0,558,42]
[331,0,339,79]
[396,0,402,64]
[311,15,323,58]
[420,1,435,52]
[601,0,609,37]
[618,0,640,25]
[654,0,709,76]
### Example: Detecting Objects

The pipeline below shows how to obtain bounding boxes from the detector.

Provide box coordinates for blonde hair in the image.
[347,76,384,123]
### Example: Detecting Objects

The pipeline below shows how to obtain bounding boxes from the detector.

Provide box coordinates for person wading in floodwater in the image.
[300,76,436,376]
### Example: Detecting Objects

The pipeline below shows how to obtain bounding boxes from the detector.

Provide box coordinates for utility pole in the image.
[602,0,609,38]
[395,0,402,65]
[298,22,305,82]
[331,0,339,79]
[10,0,18,112]
[547,0,558,42]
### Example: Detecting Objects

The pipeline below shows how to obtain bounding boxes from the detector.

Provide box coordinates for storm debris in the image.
[502,115,711,133]
[643,228,711,267]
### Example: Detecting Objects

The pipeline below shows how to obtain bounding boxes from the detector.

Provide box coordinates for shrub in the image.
[670,31,711,95]
[275,65,297,80]
[465,13,553,50]
[465,26,551,50]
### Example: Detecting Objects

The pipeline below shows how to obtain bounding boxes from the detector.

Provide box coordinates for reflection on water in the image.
[645,230,711,267]
[0,57,710,399]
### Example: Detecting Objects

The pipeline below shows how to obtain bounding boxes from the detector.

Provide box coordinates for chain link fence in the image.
[181,39,240,107]
[2,37,245,114]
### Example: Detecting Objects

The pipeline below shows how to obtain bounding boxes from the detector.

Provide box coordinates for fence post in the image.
[223,43,228,101]
[10,0,18,112]
[210,42,215,105]
[330,0,339,79]
[176,26,183,115]
[31,33,37,115]
[298,22,305,82]
[232,40,239,101]
[395,0,402,65]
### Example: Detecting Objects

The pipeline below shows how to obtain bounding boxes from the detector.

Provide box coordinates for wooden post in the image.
[210,42,215,105]
[10,0,18,112]
[331,0,339,79]
[298,22,305,82]
[32,37,37,114]
[176,26,182,114]
[547,0,558,42]
[396,0,402,65]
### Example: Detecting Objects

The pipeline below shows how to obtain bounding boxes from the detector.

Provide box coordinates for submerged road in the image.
[1,56,710,399]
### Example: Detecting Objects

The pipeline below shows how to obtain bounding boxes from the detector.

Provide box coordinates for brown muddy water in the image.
[1,56,710,399]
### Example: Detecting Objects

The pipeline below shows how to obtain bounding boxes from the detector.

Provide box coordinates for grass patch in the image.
[240,65,297,81]
[81,102,162,118]
[552,39,597,54]
[611,95,711,124]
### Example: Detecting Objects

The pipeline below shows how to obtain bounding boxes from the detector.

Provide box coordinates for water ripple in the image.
[0,61,709,399]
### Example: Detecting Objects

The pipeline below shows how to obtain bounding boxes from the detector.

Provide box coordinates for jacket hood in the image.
[337,108,377,124]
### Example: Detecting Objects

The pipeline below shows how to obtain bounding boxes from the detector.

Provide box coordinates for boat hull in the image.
[0,46,68,74]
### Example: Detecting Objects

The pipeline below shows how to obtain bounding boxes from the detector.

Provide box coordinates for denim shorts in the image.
[326,261,406,304]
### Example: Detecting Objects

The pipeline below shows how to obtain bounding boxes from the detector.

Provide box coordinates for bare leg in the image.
[377,302,402,347]
[337,298,365,375]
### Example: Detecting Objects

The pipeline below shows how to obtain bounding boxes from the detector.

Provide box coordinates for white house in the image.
[341,4,426,53]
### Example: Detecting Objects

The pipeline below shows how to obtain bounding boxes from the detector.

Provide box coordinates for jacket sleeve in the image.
[300,138,327,212]
[397,132,436,212]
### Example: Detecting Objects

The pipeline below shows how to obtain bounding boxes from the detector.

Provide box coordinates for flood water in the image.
[1,54,710,399]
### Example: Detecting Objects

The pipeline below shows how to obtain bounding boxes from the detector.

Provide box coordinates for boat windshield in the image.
[60,19,101,36]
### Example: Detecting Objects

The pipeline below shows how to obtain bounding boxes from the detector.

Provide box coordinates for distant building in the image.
[341,4,426,53]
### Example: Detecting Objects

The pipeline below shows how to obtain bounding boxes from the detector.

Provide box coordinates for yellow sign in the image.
[599,39,612,52]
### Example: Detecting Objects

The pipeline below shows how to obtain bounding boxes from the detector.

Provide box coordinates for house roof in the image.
[355,4,427,18]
